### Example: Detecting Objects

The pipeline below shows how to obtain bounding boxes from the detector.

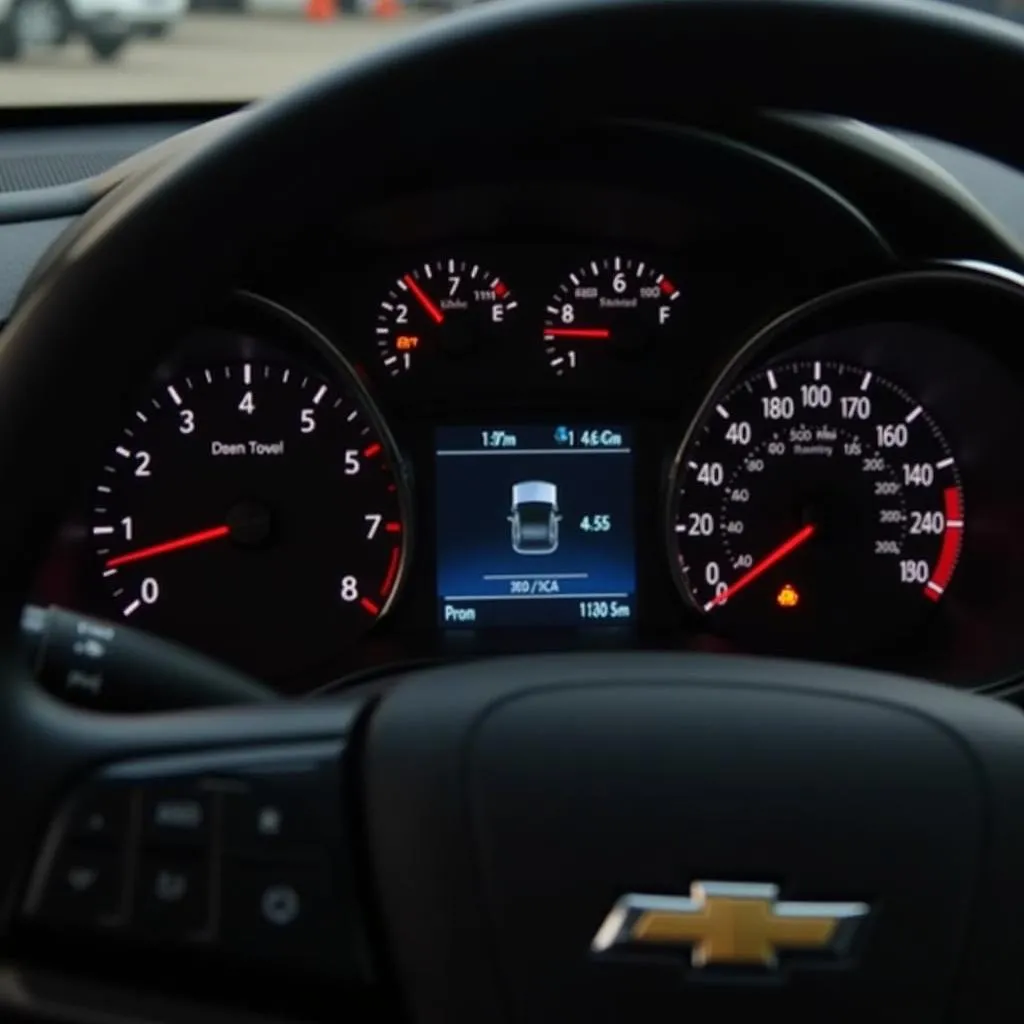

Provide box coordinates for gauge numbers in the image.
[670,360,963,654]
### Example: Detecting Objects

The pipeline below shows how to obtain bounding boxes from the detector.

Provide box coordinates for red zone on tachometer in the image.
[365,542,403,617]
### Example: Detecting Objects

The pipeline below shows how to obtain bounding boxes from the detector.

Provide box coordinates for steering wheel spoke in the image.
[2,681,374,997]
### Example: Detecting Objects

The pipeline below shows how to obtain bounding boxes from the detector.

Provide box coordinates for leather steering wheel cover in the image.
[0,0,1022,637]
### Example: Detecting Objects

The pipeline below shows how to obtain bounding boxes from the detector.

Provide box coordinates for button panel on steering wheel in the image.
[21,741,370,983]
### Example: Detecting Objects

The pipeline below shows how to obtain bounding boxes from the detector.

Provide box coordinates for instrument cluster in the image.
[28,256,1024,696]
[29,235,1024,695]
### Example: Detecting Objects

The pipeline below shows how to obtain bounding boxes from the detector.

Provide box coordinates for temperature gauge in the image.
[375,258,517,377]
[543,256,680,377]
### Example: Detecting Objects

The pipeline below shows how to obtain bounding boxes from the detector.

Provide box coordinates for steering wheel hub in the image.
[366,654,1012,1020]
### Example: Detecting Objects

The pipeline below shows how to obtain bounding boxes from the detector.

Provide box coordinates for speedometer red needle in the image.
[544,327,611,339]
[705,523,816,611]
[105,525,230,569]
[402,274,444,325]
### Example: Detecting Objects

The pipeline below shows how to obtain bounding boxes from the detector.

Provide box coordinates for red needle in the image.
[105,525,230,569]
[705,523,816,611]
[402,275,444,325]
[545,327,611,339]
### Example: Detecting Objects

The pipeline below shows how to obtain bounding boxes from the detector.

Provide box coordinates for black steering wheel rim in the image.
[5,2,1024,1020]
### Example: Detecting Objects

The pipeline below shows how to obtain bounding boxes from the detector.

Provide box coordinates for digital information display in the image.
[435,425,636,627]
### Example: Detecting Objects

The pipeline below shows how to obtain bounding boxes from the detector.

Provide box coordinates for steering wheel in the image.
[4,0,1024,1019]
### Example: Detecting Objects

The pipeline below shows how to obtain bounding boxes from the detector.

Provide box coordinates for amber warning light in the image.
[396,335,420,351]
[776,584,799,608]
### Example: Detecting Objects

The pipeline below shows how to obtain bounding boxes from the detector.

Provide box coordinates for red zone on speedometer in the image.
[926,485,964,601]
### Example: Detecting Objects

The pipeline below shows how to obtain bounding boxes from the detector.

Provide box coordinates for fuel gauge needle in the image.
[105,525,231,569]
[704,523,816,611]
[402,274,444,324]
[544,327,611,339]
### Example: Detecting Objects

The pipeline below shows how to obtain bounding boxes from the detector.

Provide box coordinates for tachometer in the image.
[375,258,517,376]
[543,256,679,377]
[91,351,409,679]
[668,359,963,654]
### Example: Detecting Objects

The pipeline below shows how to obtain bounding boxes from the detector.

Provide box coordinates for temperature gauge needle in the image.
[704,523,816,611]
[402,274,444,325]
[544,327,611,339]
[105,525,231,569]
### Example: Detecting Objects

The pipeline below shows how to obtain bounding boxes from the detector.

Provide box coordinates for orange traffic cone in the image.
[306,0,334,20]
[372,0,398,18]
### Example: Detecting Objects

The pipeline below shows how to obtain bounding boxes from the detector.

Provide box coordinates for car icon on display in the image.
[509,481,561,555]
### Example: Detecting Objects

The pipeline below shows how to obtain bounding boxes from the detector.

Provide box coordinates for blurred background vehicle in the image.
[0,0,133,60]
[133,0,185,37]
[402,0,476,11]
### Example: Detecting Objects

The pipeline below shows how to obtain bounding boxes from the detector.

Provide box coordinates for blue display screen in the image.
[435,425,636,627]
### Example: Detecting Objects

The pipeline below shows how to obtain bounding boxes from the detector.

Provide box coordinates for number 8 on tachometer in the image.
[667,359,963,656]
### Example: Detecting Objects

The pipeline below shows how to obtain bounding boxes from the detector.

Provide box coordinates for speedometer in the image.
[668,359,964,654]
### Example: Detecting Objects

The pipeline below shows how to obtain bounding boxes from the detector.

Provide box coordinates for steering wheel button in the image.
[142,788,211,845]
[34,847,124,930]
[66,787,130,845]
[224,789,324,852]
[135,854,211,940]
[225,796,292,850]
[219,856,349,975]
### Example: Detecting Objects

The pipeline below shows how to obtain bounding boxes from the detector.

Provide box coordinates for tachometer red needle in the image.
[402,274,444,325]
[544,327,611,339]
[705,523,816,611]
[105,525,230,569]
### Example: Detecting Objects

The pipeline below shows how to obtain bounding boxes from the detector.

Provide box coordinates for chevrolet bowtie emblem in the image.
[591,881,870,968]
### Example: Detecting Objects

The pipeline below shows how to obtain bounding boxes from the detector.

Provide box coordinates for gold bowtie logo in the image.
[592,881,869,968]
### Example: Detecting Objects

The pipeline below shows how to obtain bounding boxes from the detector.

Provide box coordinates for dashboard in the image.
[25,124,1024,695]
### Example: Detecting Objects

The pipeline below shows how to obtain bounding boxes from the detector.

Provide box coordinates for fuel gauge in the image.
[543,256,680,378]
[374,258,517,377]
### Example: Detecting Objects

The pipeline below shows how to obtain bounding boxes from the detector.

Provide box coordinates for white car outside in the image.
[0,0,183,59]
[0,0,129,58]
[127,0,185,38]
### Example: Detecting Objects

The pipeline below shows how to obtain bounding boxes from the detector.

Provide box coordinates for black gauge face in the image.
[669,360,963,654]
[375,258,517,376]
[91,359,409,680]
[542,256,680,377]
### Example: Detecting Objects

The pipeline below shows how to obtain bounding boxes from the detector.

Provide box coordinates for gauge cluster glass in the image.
[32,262,1024,694]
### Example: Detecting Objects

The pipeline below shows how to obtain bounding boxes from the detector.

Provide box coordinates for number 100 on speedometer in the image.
[668,359,964,654]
